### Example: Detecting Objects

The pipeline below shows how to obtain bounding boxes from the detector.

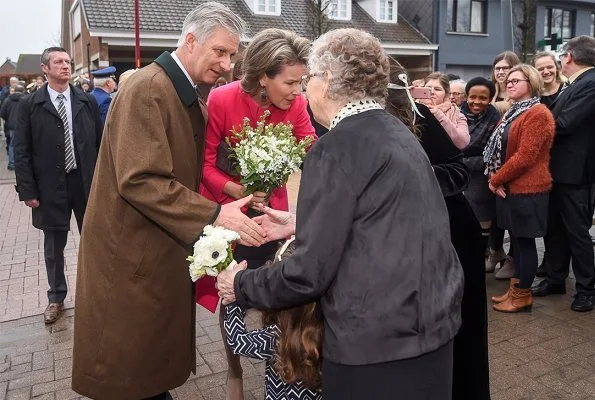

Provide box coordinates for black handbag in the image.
[215,141,240,177]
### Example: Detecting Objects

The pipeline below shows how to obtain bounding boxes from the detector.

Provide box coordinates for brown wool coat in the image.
[71,52,220,400]
[490,104,555,194]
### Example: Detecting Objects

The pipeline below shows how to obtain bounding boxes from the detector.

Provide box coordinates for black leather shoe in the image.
[535,263,547,278]
[571,295,593,312]
[532,280,566,297]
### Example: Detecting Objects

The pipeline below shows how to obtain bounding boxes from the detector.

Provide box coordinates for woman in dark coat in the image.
[217,28,464,400]
[386,60,491,400]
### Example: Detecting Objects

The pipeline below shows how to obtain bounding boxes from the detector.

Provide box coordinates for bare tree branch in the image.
[512,0,537,62]
[306,0,332,39]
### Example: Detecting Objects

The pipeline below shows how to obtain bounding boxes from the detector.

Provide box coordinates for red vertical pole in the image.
[134,0,141,68]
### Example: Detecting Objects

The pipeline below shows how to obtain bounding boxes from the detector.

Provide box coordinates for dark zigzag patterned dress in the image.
[224,304,322,400]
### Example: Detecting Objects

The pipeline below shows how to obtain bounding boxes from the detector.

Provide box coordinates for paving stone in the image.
[197,386,225,400]
[51,388,79,400]
[30,394,53,400]
[31,378,70,397]
[0,381,8,400]
[202,351,227,374]
[53,360,71,381]
[172,380,203,400]
[10,355,31,367]
[5,387,30,400]
[7,370,54,390]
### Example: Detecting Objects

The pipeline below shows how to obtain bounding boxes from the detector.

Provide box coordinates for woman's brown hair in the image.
[261,241,323,390]
[240,28,310,96]
[424,72,451,96]
[531,51,565,85]
[491,51,521,82]
[386,57,421,136]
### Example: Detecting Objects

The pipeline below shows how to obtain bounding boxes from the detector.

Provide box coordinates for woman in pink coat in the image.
[199,28,316,399]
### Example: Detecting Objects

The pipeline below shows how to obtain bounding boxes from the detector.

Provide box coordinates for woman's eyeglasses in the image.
[494,66,511,72]
[505,78,528,86]
[301,72,324,91]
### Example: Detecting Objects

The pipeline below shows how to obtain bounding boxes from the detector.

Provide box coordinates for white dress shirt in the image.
[47,85,77,170]
[171,51,195,87]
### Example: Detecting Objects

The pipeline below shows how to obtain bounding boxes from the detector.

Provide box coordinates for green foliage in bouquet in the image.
[226,110,314,195]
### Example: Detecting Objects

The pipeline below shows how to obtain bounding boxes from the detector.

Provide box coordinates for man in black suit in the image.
[13,47,102,324]
[533,36,595,312]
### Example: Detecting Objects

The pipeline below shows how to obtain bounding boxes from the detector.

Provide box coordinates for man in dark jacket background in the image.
[13,47,102,324]
[0,84,25,170]
[534,35,595,312]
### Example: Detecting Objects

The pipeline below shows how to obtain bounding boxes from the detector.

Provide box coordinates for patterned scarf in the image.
[329,98,383,130]
[483,96,540,176]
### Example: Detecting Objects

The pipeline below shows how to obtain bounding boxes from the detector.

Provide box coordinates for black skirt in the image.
[465,170,495,222]
[496,191,549,238]
[233,208,282,269]
[322,340,453,400]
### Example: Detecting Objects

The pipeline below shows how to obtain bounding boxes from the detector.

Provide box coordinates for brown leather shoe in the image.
[493,284,532,313]
[44,302,63,324]
[491,278,520,304]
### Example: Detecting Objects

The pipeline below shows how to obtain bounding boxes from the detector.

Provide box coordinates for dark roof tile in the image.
[83,0,430,44]
[15,54,42,75]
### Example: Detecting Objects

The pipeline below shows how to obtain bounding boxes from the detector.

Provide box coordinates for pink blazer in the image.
[200,81,317,211]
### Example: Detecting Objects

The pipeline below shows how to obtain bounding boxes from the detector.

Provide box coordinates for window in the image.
[544,8,575,42]
[328,0,349,20]
[256,0,279,15]
[379,0,394,22]
[71,4,81,38]
[591,12,594,37]
[447,0,487,34]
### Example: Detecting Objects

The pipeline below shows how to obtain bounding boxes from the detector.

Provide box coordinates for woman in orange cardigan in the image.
[484,64,555,313]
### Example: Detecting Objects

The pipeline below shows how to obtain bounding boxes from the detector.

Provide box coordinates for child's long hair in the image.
[261,239,323,390]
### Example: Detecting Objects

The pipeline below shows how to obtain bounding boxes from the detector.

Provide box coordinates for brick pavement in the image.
[1,135,595,399]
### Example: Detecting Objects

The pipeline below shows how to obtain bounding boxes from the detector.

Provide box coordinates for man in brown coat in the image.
[71,3,265,399]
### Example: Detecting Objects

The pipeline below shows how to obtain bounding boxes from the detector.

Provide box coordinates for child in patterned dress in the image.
[224,237,323,400]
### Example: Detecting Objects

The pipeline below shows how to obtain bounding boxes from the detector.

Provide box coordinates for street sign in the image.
[538,33,564,51]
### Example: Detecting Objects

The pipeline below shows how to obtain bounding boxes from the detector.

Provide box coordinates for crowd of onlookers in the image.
[408,37,595,314]
[2,4,595,396]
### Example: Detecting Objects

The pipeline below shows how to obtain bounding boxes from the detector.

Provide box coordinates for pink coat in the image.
[200,81,317,211]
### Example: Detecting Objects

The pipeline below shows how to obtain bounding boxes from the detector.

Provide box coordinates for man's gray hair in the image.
[563,35,595,67]
[9,76,18,83]
[40,47,69,66]
[451,79,467,86]
[177,2,246,47]
[93,77,110,88]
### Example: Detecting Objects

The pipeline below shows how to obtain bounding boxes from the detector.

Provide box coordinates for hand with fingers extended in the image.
[216,260,247,305]
[253,204,296,242]
[214,195,267,247]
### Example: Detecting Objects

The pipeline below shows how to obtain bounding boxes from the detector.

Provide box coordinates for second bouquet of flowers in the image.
[226,110,314,196]
[188,225,240,313]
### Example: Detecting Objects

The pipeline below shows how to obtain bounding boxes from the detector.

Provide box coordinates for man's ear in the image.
[184,32,196,51]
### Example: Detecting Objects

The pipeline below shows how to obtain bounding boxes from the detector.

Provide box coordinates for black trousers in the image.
[322,341,453,400]
[43,169,86,303]
[544,183,595,295]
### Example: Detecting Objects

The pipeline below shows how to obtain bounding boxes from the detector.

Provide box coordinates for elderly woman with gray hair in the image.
[217,28,464,399]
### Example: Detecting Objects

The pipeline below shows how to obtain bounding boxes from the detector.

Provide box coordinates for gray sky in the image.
[0,0,62,62]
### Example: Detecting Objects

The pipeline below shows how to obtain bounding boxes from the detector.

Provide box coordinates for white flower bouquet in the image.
[188,225,240,282]
[226,110,314,196]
